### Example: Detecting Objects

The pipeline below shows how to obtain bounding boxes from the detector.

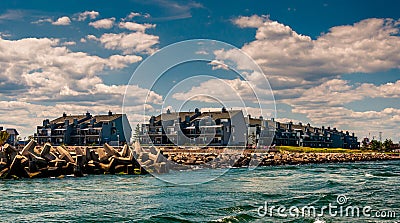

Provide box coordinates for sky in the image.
[0,0,399,142]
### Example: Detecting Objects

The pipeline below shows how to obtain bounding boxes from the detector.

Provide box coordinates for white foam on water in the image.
[365,173,374,177]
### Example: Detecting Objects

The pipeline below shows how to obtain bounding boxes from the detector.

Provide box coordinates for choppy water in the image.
[0,160,399,223]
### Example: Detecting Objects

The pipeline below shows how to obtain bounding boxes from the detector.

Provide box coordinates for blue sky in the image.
[0,0,399,142]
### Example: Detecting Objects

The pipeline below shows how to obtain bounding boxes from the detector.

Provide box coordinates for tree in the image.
[383,139,394,152]
[133,124,141,143]
[361,140,369,150]
[370,140,382,151]
[0,131,10,146]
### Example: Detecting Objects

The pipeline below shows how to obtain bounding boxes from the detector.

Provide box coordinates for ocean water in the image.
[0,160,399,223]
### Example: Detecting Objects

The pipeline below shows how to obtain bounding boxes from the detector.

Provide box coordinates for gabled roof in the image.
[51,115,87,124]
[5,128,19,135]
[155,112,193,122]
[94,114,123,122]
[155,110,242,123]
[49,114,123,125]
[248,117,262,125]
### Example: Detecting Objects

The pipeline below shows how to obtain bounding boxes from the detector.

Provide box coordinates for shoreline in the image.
[1,141,399,179]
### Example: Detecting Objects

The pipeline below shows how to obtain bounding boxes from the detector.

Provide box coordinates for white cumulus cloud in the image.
[77,10,99,21]
[92,32,159,54]
[118,22,156,32]
[52,16,71,26]
[89,17,115,29]
[227,16,400,89]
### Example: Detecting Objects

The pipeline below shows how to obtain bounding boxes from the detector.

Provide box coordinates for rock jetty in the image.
[0,141,398,179]
[0,141,151,179]
[162,149,397,169]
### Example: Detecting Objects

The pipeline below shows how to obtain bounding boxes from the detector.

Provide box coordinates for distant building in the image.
[34,111,132,146]
[245,116,360,149]
[140,107,359,149]
[0,127,19,146]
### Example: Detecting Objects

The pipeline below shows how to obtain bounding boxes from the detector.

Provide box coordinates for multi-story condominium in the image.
[141,107,359,149]
[140,107,247,146]
[34,111,131,146]
[246,116,359,149]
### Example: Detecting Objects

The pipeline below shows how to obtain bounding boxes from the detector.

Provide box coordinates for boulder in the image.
[119,144,130,157]
[103,143,120,157]
[149,146,158,155]
[3,144,18,154]
[134,141,143,154]
[0,167,9,178]
[28,151,47,167]
[40,143,52,157]
[21,140,37,156]
[43,152,57,162]
[56,146,74,163]
[0,160,6,170]
[113,156,133,165]
[84,147,91,162]
[8,155,30,178]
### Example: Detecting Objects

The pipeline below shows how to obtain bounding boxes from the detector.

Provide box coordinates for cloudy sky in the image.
[0,0,399,142]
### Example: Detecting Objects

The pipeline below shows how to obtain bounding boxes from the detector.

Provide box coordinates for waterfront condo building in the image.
[140,107,247,146]
[245,116,359,149]
[140,107,359,149]
[34,111,131,146]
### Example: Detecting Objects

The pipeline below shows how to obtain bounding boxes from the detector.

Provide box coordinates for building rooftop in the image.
[5,128,19,135]
[154,109,242,123]
[48,112,123,126]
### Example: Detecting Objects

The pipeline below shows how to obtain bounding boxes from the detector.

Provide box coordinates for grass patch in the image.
[277,146,365,154]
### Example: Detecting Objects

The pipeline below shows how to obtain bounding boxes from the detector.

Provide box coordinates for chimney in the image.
[166,109,171,114]
[195,108,200,114]
[63,112,67,118]
[222,107,227,112]
[259,116,263,120]
[85,111,91,117]
[43,119,50,126]
[108,110,112,116]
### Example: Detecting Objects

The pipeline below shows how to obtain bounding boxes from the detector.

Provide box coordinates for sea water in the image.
[0,160,399,222]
